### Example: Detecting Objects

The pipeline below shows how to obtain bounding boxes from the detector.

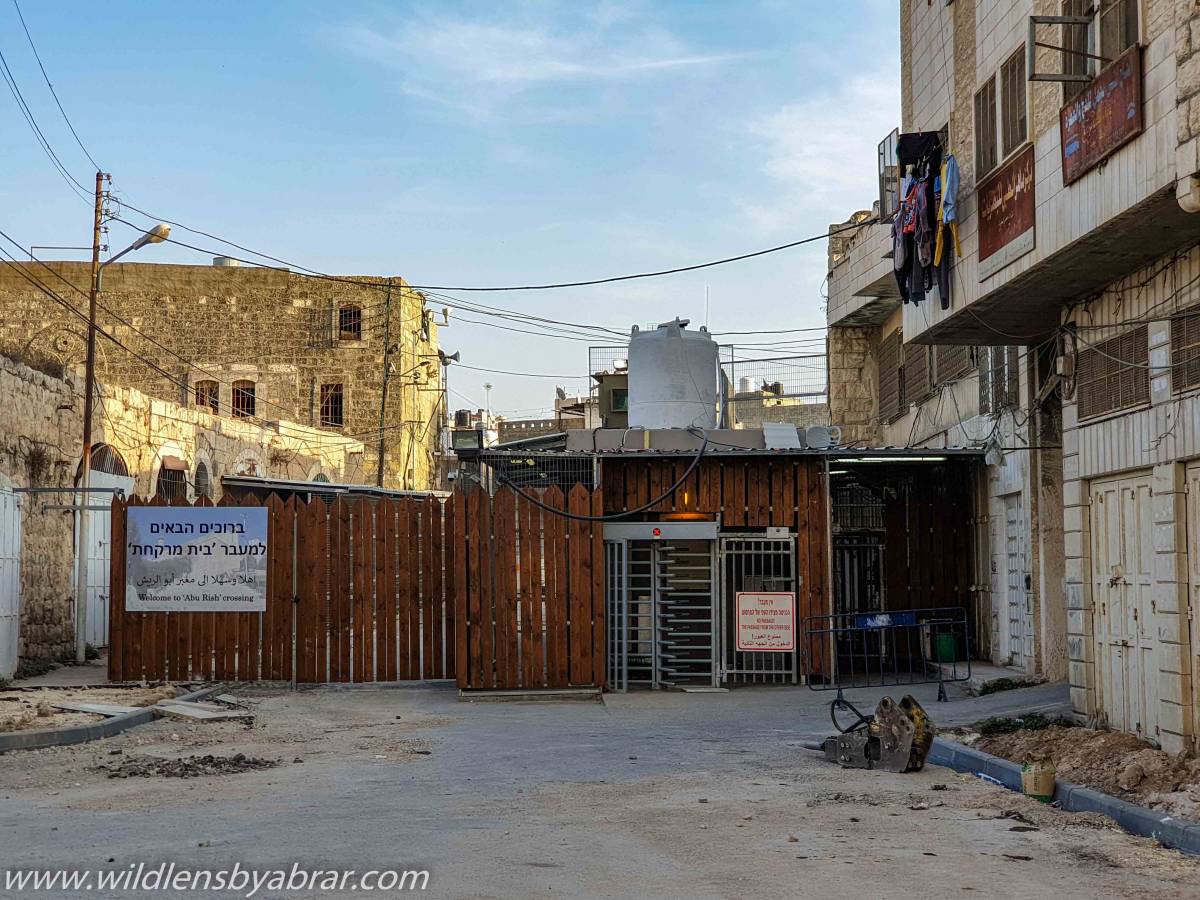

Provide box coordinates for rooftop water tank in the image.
[628,318,720,430]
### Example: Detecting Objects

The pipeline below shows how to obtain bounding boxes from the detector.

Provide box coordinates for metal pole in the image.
[74,171,106,664]
[375,277,393,487]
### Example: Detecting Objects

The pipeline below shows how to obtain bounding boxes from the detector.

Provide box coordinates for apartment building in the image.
[827,0,1200,753]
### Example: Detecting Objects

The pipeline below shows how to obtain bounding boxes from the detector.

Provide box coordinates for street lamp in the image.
[74,186,170,663]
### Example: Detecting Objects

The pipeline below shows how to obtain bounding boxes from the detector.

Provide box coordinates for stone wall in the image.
[0,352,364,666]
[826,326,878,446]
[0,357,78,662]
[0,261,440,491]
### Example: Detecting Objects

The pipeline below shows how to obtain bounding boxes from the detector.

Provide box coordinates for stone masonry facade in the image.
[0,261,441,492]
[0,352,363,666]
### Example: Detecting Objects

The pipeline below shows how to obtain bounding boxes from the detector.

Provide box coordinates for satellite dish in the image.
[555,386,567,400]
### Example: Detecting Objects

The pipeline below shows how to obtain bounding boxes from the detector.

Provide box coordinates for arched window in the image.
[338,303,362,341]
[155,455,188,501]
[194,379,218,414]
[88,443,129,477]
[194,461,212,499]
[313,473,330,483]
[232,380,256,418]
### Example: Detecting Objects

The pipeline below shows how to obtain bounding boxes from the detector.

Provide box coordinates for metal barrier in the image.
[804,607,971,702]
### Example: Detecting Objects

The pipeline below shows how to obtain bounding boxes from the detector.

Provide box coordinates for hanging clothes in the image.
[933,153,962,311]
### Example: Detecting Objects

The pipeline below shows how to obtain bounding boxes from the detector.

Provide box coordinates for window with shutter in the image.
[902,343,932,407]
[1173,307,1200,392]
[934,345,973,385]
[878,330,903,423]
[979,346,1021,414]
[1077,326,1148,419]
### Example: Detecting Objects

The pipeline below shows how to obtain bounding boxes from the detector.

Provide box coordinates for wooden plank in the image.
[529,495,546,688]
[567,484,589,686]
[492,489,515,689]
[329,499,349,681]
[589,487,604,689]
[407,499,422,679]
[648,462,663,514]
[542,486,566,688]
[430,498,446,679]
[464,490,480,688]
[421,499,437,679]
[378,499,397,682]
[352,498,369,682]
[141,495,167,683]
[451,492,467,687]
[477,489,495,689]
[122,497,144,682]
[729,462,747,526]
[107,497,125,681]
[518,493,535,688]
[394,498,411,680]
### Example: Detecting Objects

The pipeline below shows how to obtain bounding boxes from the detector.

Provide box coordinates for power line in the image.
[10,0,100,171]
[453,363,588,380]
[108,202,869,293]
[0,41,89,203]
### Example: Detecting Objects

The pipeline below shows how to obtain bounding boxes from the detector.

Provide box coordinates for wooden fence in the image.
[107,486,607,690]
[454,485,604,691]
[108,493,455,683]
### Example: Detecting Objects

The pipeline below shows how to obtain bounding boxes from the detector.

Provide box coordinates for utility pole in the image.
[74,171,106,664]
[375,277,393,487]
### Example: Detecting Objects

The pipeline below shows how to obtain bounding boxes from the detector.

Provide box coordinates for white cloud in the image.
[332,5,739,120]
[740,72,900,235]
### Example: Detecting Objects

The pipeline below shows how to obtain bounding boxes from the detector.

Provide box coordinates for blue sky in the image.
[3,1,899,415]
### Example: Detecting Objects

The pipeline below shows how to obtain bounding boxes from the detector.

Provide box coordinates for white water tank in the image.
[628,318,720,430]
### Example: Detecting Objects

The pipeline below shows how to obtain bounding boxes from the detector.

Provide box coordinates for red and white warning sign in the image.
[735,592,796,652]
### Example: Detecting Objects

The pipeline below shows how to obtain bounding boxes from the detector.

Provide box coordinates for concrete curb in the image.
[0,683,226,754]
[457,688,602,703]
[929,738,1200,856]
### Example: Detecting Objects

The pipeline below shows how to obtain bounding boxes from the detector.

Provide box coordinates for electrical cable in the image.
[491,426,710,522]
[10,0,100,171]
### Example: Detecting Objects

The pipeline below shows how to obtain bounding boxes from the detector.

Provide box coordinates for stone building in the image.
[0,259,442,492]
[827,0,1200,753]
[0,351,363,672]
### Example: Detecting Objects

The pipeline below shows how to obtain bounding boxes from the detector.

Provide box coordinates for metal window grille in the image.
[155,467,188,501]
[588,345,629,376]
[878,128,900,223]
[90,443,129,477]
[232,380,256,419]
[902,343,931,407]
[934,345,973,385]
[974,76,998,178]
[832,481,884,531]
[1077,326,1149,419]
[1173,307,1200,392]
[194,461,212,499]
[1000,50,1028,158]
[978,346,1021,415]
[878,330,904,422]
[479,451,597,491]
[194,379,218,414]
[338,304,363,341]
[320,383,345,428]
[1062,0,1093,103]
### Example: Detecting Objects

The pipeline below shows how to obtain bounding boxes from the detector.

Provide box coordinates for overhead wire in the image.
[10,0,100,171]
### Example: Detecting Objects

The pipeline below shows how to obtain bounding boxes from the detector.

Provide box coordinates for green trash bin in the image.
[932,631,959,663]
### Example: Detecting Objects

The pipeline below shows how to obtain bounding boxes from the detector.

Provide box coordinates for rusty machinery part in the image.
[808,695,937,773]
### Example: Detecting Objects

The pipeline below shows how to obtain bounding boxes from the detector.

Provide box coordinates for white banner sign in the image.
[125,507,268,612]
[735,591,796,652]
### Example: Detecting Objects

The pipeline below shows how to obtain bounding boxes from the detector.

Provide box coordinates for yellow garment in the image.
[934,219,960,266]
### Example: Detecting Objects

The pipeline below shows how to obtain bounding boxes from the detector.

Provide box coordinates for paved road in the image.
[1,680,1195,899]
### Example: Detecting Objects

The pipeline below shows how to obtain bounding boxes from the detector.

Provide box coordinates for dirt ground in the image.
[1,687,1197,899]
[959,720,1200,822]
[0,687,445,812]
[0,684,182,733]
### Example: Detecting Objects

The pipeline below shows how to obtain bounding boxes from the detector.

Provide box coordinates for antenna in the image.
[704,285,710,329]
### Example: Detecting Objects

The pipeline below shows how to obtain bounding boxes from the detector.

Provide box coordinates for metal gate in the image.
[604,522,719,691]
[718,536,797,684]
[1090,472,1158,741]
[75,471,134,647]
[0,484,19,679]
[1002,494,1029,670]
[832,534,884,614]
